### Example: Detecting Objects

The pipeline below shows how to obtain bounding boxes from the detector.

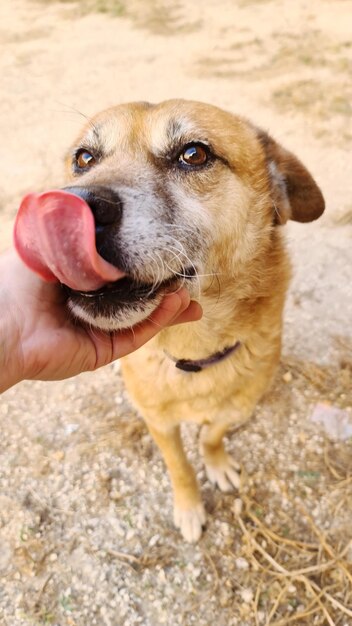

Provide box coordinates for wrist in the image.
[0,314,23,393]
[0,253,25,392]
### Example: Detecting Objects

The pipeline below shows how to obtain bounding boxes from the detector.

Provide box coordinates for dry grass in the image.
[233,493,352,625]
[36,0,201,34]
[196,30,352,79]
[194,27,352,146]
[220,344,352,624]
[238,0,273,6]
[331,206,352,225]
[272,80,352,120]
[18,348,352,625]
[36,0,127,17]
[130,1,201,36]
[281,347,352,409]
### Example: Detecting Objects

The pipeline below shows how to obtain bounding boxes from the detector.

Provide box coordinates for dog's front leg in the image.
[147,422,206,542]
[199,409,251,493]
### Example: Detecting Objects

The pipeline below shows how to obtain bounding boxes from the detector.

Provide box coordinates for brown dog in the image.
[63,100,324,541]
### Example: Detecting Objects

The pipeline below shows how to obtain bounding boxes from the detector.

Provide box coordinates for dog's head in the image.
[63,99,324,330]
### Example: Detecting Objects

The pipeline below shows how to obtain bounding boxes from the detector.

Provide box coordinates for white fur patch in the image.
[149,115,200,156]
[69,297,160,331]
[268,160,291,221]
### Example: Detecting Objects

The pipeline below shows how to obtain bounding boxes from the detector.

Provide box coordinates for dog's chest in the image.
[121,345,247,425]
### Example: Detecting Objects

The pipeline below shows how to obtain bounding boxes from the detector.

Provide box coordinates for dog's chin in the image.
[68,294,162,331]
[65,268,196,331]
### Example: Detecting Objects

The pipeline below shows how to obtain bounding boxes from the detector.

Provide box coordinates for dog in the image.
[63,99,324,542]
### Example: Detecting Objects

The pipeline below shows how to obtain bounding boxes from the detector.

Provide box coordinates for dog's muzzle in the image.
[63,185,124,266]
[62,184,197,329]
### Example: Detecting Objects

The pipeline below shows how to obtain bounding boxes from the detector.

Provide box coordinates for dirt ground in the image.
[0,1,352,625]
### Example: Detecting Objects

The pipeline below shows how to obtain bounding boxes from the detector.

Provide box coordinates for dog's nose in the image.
[63,186,123,228]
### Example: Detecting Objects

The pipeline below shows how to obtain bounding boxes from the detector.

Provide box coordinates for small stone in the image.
[64,423,79,435]
[235,557,249,570]
[110,490,122,501]
[298,431,308,443]
[232,498,243,516]
[219,588,231,607]
[240,588,253,603]
[148,534,160,547]
[220,522,231,535]
[52,450,65,461]
[49,552,58,562]
[157,569,166,583]
[0,539,12,573]
[310,402,352,440]
[283,371,293,383]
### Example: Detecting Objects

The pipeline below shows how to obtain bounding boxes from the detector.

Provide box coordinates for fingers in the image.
[84,289,202,366]
[149,288,192,326]
[168,298,203,326]
[150,288,202,327]
[110,289,202,360]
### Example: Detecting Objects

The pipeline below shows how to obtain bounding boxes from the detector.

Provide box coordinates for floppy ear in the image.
[257,129,325,225]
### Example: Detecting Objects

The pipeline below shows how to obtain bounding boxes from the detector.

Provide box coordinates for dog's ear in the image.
[257,129,325,225]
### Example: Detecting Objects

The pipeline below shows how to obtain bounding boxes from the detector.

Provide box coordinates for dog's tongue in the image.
[14,190,125,291]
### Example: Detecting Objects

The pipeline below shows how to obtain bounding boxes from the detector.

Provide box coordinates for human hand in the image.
[0,249,202,392]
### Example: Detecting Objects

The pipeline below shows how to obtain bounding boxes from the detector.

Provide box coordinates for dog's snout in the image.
[63,185,123,228]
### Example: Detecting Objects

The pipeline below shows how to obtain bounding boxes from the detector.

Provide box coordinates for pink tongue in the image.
[13,190,125,291]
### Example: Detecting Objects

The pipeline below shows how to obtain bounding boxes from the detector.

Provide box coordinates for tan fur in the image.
[67,100,324,542]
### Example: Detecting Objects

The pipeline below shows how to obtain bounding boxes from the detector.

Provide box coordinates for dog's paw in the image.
[205,453,241,492]
[173,502,206,543]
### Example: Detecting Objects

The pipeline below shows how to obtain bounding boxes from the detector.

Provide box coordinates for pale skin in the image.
[0,249,202,393]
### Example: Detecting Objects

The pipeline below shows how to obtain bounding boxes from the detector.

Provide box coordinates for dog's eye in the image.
[75,149,96,170]
[178,143,209,168]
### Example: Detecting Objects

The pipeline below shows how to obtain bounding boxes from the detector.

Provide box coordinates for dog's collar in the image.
[164,341,241,373]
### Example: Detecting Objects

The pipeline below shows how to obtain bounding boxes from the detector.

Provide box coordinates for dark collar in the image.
[164,341,241,373]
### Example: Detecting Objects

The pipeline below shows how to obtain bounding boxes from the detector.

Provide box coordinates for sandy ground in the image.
[0,1,352,625]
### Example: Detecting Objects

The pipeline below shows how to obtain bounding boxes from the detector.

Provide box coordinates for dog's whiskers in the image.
[164,243,201,299]
[151,251,167,296]
[56,102,100,139]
